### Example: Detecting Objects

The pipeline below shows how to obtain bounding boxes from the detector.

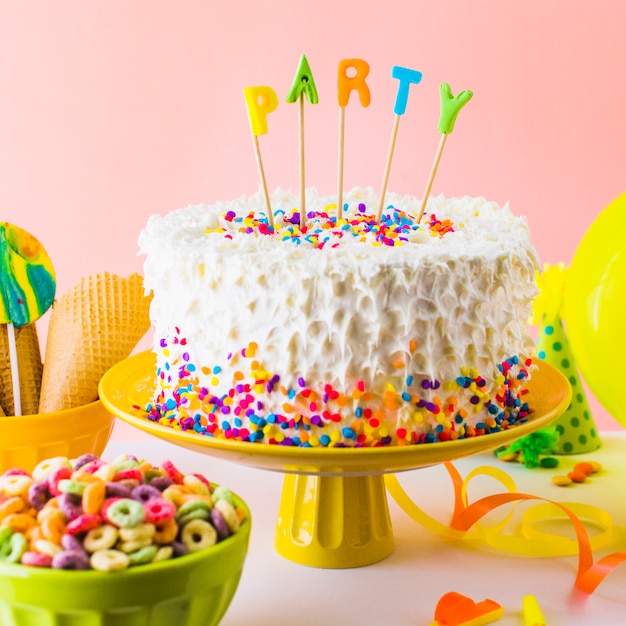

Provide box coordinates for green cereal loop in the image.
[0,528,15,560]
[57,479,87,496]
[152,546,174,563]
[178,510,210,526]
[128,545,158,566]
[0,527,13,545]
[0,532,27,563]
[107,498,146,528]
[112,459,140,472]
[176,499,212,523]
[212,485,235,506]
[144,469,165,482]
[437,82,473,134]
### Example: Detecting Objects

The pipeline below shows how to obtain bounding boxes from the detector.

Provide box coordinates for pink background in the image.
[1,2,624,436]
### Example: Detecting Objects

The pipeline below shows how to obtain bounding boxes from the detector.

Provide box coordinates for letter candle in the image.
[286,55,319,225]
[337,59,371,220]
[416,82,473,222]
[376,66,423,223]
[243,86,279,228]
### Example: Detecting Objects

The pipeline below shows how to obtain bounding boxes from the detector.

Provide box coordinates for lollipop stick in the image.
[337,106,346,220]
[298,93,306,224]
[376,114,400,223]
[417,133,447,222]
[7,322,22,416]
[251,134,274,228]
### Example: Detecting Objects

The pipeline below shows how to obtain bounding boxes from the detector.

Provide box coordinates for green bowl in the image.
[0,495,251,626]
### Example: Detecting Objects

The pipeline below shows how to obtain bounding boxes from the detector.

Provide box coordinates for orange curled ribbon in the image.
[385,462,626,594]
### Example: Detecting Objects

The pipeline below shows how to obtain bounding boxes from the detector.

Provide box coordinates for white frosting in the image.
[139,188,540,446]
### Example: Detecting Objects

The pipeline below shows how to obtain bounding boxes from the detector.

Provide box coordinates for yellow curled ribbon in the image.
[385,462,625,594]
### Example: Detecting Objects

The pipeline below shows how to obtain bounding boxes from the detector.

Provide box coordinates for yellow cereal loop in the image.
[0,475,33,498]
[90,549,130,572]
[83,525,118,552]
[181,519,217,552]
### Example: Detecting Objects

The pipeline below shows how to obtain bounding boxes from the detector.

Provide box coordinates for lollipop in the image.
[0,223,56,415]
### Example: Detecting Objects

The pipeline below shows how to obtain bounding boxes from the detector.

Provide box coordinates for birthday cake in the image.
[139,188,539,447]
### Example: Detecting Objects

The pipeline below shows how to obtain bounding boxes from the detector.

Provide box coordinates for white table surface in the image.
[103,432,626,626]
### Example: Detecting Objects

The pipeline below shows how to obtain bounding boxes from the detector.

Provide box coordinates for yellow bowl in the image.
[0,401,115,474]
[0,493,251,626]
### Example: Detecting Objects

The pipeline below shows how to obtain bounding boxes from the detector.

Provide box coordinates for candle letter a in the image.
[286,55,319,104]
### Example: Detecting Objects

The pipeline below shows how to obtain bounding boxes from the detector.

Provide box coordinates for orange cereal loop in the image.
[26,524,44,545]
[162,485,189,506]
[0,496,25,521]
[71,471,100,483]
[82,481,106,516]
[41,515,66,544]
[179,493,214,505]
[153,517,178,545]
[3,512,35,533]
[36,498,63,519]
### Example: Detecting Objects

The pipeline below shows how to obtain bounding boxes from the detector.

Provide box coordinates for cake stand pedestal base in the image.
[275,473,394,568]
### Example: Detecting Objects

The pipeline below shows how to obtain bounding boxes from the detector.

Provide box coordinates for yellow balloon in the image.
[563,191,626,427]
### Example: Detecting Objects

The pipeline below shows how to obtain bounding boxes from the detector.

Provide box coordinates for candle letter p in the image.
[244,86,279,136]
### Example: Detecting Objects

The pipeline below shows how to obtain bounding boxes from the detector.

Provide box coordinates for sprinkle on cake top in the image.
[215,203,454,249]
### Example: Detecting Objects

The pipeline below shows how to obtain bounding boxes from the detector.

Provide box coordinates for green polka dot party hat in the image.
[533,263,600,454]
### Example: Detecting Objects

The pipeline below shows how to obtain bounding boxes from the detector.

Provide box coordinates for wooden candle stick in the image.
[337,59,371,220]
[376,66,423,223]
[243,86,279,228]
[416,82,473,222]
[286,55,319,225]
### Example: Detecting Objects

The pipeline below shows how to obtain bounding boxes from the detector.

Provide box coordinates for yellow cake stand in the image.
[99,351,571,569]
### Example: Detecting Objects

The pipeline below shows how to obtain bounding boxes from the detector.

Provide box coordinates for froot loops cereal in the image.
[0,454,246,571]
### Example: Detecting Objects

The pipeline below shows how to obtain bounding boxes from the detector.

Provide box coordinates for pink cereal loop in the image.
[161,460,185,484]
[48,467,73,496]
[21,551,53,567]
[143,498,176,524]
[113,467,144,482]
[65,513,102,535]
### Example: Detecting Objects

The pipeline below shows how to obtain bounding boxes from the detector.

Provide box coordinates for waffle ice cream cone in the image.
[38,272,151,413]
[0,323,43,416]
